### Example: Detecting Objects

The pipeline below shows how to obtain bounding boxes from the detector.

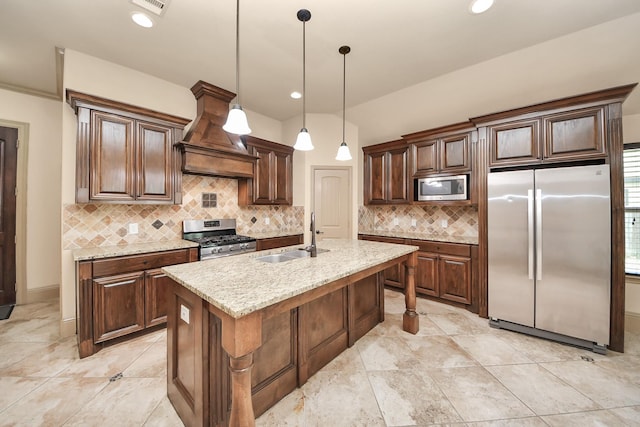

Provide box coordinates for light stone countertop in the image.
[244,230,304,240]
[162,239,418,319]
[358,230,478,245]
[72,240,199,261]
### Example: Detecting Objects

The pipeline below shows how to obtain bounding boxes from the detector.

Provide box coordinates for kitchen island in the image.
[162,239,419,427]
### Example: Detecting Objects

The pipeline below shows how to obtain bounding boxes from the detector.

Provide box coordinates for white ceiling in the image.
[1,0,640,137]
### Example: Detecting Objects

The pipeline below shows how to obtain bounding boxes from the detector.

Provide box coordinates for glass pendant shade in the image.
[223,104,251,135]
[336,142,352,161]
[294,128,314,151]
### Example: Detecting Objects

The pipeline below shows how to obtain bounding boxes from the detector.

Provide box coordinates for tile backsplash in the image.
[63,175,304,250]
[359,205,478,238]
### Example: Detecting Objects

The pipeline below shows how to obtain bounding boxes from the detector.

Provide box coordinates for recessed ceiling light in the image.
[469,0,494,14]
[131,12,154,28]
[290,91,302,99]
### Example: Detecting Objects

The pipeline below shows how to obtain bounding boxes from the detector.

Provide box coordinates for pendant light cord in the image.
[235,0,241,105]
[302,19,306,129]
[342,51,346,142]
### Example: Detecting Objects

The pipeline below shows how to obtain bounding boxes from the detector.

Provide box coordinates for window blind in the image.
[624,144,640,275]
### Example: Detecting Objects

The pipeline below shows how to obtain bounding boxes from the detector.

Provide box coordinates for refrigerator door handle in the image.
[536,188,542,280]
[528,189,534,280]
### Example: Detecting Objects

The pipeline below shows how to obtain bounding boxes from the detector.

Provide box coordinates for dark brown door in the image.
[0,126,18,306]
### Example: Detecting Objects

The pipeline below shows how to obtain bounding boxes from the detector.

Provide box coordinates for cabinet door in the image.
[93,271,145,343]
[438,254,471,304]
[543,106,605,162]
[272,150,292,205]
[253,146,274,204]
[364,151,387,204]
[440,133,470,172]
[145,268,171,327]
[90,111,136,201]
[136,121,174,202]
[489,119,540,167]
[388,148,409,203]
[411,140,438,176]
[415,252,438,297]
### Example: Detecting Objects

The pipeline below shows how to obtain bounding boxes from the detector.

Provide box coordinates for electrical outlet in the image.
[180,305,190,324]
[265,217,270,225]
[411,218,417,227]
[128,223,139,234]
[441,219,448,228]
[393,218,399,226]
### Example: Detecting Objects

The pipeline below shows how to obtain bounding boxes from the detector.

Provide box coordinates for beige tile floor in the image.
[1,290,640,426]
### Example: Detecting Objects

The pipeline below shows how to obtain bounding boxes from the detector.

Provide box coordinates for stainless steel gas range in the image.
[182,219,256,260]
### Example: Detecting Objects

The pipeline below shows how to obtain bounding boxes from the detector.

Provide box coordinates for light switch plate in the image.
[393,218,399,226]
[265,217,270,225]
[180,305,190,324]
[128,223,139,234]
[441,219,448,228]
[411,218,417,227]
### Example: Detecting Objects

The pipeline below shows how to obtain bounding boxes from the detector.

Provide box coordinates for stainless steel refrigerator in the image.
[488,164,611,353]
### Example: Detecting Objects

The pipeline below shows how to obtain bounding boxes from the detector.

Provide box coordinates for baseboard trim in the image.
[26,285,59,304]
[60,317,76,338]
[626,312,640,334]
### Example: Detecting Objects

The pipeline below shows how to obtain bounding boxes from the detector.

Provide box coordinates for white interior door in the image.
[312,167,352,241]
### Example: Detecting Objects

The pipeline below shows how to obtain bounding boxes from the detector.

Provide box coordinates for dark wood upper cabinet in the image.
[483,105,606,168]
[543,106,605,161]
[67,90,191,204]
[404,122,474,177]
[238,136,293,206]
[363,139,409,205]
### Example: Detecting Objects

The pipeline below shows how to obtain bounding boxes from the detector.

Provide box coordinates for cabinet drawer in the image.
[256,235,303,251]
[93,249,191,277]
[408,240,470,257]
[358,235,406,245]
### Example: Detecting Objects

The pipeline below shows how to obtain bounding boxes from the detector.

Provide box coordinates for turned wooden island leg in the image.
[229,353,255,427]
[221,311,262,427]
[403,251,419,334]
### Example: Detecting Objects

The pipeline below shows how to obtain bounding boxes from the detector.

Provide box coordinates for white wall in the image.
[0,88,61,302]
[59,49,282,335]
[624,113,640,143]
[285,113,359,243]
[350,12,640,146]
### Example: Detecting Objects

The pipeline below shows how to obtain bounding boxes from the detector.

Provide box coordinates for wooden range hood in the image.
[177,80,258,178]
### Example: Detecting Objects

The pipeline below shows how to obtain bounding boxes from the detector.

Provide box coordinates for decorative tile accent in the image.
[202,193,217,208]
[151,220,163,230]
[358,205,478,239]
[63,175,304,250]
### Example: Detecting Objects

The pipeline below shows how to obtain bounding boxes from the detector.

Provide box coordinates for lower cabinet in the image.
[255,234,304,251]
[410,240,473,306]
[359,234,478,313]
[167,271,384,426]
[77,247,198,358]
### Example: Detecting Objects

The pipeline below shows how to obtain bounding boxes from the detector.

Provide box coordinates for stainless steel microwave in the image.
[416,175,468,201]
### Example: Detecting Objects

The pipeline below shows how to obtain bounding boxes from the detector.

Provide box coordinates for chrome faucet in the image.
[306,211,317,257]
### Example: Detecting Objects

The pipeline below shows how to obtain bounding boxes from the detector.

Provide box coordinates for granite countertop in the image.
[163,239,418,319]
[245,230,305,240]
[72,239,199,261]
[358,230,478,245]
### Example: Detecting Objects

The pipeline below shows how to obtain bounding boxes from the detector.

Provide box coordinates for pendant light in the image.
[223,0,251,135]
[293,9,314,151]
[336,45,352,161]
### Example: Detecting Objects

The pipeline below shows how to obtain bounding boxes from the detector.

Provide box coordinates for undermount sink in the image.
[256,248,329,263]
